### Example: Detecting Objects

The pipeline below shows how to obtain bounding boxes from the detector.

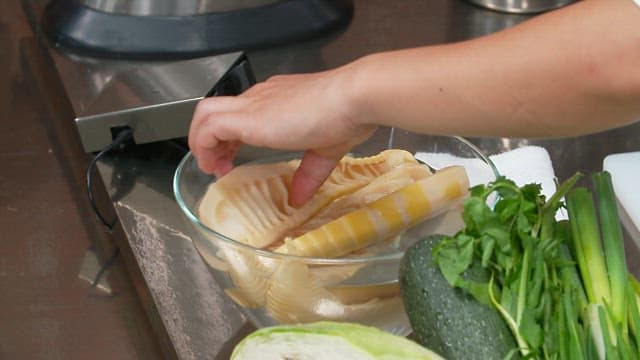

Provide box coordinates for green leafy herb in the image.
[433,174,579,357]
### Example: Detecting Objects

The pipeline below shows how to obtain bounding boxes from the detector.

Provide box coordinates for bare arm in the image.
[349,0,640,137]
[189,0,640,206]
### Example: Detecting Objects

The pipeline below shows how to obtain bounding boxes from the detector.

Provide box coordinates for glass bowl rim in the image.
[173,135,500,264]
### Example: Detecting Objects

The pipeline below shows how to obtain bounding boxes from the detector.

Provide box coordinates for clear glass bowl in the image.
[173,130,499,335]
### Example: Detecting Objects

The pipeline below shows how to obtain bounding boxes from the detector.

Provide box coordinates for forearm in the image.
[347,0,640,138]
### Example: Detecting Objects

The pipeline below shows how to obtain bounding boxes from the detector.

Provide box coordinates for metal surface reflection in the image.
[46,49,250,152]
[83,0,283,16]
[466,0,575,14]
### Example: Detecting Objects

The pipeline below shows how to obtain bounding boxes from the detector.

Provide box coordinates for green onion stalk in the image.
[566,171,639,359]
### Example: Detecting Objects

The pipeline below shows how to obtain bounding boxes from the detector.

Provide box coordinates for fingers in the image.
[289,146,349,207]
[190,110,245,176]
[189,96,245,149]
[289,151,340,207]
[187,70,364,202]
[194,138,241,177]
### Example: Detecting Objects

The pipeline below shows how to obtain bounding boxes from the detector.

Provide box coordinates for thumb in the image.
[289,147,348,207]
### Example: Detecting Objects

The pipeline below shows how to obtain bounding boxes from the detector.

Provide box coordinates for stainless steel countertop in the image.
[35,1,640,359]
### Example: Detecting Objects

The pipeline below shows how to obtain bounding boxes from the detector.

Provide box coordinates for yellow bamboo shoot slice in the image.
[307,263,365,286]
[275,166,469,258]
[327,282,401,305]
[286,163,432,238]
[339,296,409,331]
[198,149,418,248]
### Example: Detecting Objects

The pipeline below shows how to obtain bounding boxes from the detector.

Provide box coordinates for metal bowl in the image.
[467,0,575,14]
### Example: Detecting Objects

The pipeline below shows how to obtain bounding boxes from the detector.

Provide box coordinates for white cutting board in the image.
[603,151,640,247]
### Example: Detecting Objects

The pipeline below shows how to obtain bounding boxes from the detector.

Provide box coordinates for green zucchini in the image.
[400,235,518,359]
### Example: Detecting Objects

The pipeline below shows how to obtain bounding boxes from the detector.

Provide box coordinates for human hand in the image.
[188,66,376,207]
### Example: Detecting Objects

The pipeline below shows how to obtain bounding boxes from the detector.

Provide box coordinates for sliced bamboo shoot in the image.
[198,150,418,248]
[220,247,278,308]
[265,260,408,329]
[286,163,432,238]
[275,166,469,258]
[328,282,401,305]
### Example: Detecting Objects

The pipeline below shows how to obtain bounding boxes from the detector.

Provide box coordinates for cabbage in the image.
[231,321,444,360]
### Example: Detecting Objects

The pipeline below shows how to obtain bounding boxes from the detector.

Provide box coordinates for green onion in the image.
[566,171,640,357]
[566,188,611,305]
[593,172,628,328]
[598,305,619,360]
[628,279,640,353]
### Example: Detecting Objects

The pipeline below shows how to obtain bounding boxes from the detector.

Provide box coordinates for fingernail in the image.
[288,188,304,208]
[214,162,234,178]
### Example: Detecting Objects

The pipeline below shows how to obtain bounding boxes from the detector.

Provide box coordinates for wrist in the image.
[335,53,380,131]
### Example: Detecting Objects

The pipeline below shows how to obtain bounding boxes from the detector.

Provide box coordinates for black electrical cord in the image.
[86,128,133,232]
[85,129,133,292]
